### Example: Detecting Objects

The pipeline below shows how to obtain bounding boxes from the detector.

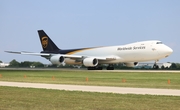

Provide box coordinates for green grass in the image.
[0,70,180,89]
[0,86,180,110]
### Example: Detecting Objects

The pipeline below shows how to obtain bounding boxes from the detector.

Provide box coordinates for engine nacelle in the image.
[124,62,138,67]
[83,58,98,67]
[50,55,64,65]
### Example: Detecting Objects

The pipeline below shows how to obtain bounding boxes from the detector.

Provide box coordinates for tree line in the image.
[2,59,73,68]
[8,59,44,68]
[1,59,180,70]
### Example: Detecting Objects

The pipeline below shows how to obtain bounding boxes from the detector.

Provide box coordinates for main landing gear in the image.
[87,64,115,70]
[87,66,103,70]
[106,64,114,70]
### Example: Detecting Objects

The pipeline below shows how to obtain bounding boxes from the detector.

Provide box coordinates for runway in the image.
[0,81,180,96]
[0,68,180,72]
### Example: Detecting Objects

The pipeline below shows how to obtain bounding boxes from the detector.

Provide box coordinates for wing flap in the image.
[63,55,82,59]
[82,55,120,60]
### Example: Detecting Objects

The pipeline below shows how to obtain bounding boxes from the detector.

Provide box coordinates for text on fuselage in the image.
[117,46,146,51]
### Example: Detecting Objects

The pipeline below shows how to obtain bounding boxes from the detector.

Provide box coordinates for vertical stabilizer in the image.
[38,30,60,51]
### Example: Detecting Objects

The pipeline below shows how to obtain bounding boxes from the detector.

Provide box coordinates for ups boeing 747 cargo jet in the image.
[6,30,173,70]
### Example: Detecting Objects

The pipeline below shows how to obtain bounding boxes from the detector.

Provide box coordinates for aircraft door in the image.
[151,42,159,59]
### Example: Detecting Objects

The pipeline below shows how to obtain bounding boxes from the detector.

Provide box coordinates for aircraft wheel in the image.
[87,66,103,70]
[87,67,95,70]
[153,64,159,69]
[97,67,103,70]
[106,66,114,70]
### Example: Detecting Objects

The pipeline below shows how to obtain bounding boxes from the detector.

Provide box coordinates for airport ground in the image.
[0,86,180,110]
[0,68,180,89]
[0,68,180,110]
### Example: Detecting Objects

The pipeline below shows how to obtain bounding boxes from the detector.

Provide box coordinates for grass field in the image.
[0,69,180,89]
[0,86,180,110]
[0,69,180,110]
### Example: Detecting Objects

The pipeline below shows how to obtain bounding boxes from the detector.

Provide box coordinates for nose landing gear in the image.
[153,60,159,69]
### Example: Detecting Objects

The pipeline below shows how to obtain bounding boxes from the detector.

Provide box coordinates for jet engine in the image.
[83,58,98,67]
[124,62,138,67]
[50,55,64,65]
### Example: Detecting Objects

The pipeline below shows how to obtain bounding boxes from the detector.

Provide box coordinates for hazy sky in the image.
[1,0,180,64]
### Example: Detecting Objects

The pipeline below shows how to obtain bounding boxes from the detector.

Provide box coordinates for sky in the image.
[1,0,180,64]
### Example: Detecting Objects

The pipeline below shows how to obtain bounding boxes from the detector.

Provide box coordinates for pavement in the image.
[0,81,180,96]
[0,68,180,72]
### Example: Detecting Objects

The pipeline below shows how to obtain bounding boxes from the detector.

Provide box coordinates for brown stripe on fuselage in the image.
[66,46,104,55]
[66,48,92,55]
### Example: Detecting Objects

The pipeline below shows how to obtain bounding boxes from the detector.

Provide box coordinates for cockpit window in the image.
[156,42,163,44]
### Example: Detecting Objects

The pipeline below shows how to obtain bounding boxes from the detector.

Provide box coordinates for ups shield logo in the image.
[42,36,48,48]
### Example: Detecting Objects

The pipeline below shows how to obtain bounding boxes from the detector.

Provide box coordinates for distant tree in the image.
[31,62,44,67]
[175,63,180,69]
[170,63,177,69]
[0,60,2,63]
[9,59,20,67]
[48,64,59,68]
[161,65,165,69]
[115,63,126,69]
[20,61,32,67]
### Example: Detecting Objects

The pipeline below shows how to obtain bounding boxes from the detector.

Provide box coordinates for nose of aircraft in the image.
[157,45,173,58]
[166,46,173,55]
[163,45,173,57]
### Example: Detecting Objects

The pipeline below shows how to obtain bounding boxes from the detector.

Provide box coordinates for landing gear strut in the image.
[153,61,159,69]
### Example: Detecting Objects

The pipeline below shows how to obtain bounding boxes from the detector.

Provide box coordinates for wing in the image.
[5,51,120,60]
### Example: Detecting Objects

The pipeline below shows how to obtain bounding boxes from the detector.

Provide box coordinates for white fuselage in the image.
[67,40,173,64]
